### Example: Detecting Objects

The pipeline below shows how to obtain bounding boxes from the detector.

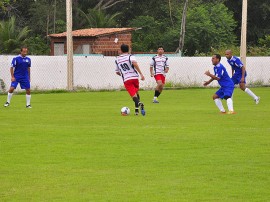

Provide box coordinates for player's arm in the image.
[132,61,145,81]
[203,78,214,86]
[164,66,169,73]
[164,59,169,73]
[10,67,15,81]
[204,70,220,80]
[115,61,121,76]
[150,66,154,77]
[204,70,219,86]
[28,67,31,82]
[240,65,246,83]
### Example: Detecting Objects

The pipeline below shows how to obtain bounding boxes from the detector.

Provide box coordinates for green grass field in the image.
[0,88,269,201]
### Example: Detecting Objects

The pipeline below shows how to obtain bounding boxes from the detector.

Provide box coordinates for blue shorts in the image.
[231,74,246,85]
[215,87,234,99]
[11,79,30,89]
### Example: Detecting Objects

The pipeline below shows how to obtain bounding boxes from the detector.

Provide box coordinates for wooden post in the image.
[66,0,73,90]
[240,0,247,67]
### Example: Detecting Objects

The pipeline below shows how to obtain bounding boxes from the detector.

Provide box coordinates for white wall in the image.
[0,55,269,90]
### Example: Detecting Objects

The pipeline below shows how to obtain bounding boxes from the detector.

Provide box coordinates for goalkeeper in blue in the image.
[225,50,260,104]
[204,54,235,114]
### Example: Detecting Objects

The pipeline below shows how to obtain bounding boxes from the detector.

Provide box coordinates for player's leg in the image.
[125,79,141,115]
[26,89,31,108]
[132,94,140,115]
[135,80,145,116]
[240,82,260,104]
[21,80,32,108]
[230,75,239,101]
[4,81,17,107]
[213,89,226,113]
[224,87,235,114]
[153,75,164,103]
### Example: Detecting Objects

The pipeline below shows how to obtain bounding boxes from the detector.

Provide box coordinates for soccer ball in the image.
[121,107,130,116]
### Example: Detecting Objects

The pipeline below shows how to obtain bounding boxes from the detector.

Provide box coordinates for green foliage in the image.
[0,16,30,54]
[129,16,162,52]
[77,8,120,28]
[184,3,236,55]
[24,36,50,55]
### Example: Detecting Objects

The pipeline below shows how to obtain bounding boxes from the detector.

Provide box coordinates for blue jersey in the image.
[227,56,246,76]
[214,63,234,88]
[11,55,31,80]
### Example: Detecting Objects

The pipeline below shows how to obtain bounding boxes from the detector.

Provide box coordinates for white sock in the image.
[26,94,31,106]
[245,88,258,100]
[7,92,13,103]
[154,96,157,99]
[214,98,225,112]
[227,98,234,112]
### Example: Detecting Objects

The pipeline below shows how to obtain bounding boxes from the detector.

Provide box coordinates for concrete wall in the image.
[0,55,269,91]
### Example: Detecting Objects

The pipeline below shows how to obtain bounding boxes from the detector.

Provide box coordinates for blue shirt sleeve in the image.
[11,57,16,68]
[214,66,224,79]
[28,58,31,68]
[234,57,244,68]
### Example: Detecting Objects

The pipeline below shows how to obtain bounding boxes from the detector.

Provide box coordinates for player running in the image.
[115,44,146,116]
[225,50,260,104]
[150,46,169,103]
[4,47,32,108]
[204,54,235,114]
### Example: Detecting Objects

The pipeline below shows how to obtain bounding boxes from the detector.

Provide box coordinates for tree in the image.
[129,16,162,52]
[0,16,30,54]
[175,0,188,54]
[184,3,236,55]
[77,8,120,28]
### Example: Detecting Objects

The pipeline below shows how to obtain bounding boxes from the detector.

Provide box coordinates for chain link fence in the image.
[0,55,269,92]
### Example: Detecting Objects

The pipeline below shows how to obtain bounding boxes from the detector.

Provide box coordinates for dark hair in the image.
[158,45,164,49]
[120,44,129,53]
[214,54,221,61]
[20,47,28,51]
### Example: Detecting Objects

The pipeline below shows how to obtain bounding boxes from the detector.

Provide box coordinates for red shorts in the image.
[154,74,165,84]
[124,79,139,97]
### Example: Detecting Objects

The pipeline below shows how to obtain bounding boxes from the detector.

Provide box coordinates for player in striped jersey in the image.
[150,46,169,103]
[115,44,146,116]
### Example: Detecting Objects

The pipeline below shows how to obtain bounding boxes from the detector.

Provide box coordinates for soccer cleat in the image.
[135,112,139,116]
[152,99,159,103]
[4,102,10,107]
[255,97,260,104]
[139,102,146,116]
[220,111,226,114]
[26,105,32,108]
[227,111,236,114]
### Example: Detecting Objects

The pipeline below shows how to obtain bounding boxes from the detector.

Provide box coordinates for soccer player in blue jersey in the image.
[204,54,235,114]
[4,47,32,108]
[225,50,260,104]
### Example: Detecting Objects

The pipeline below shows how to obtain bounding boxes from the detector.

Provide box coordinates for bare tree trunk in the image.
[175,0,188,55]
[168,0,174,27]
[46,14,50,43]
[53,0,56,33]
[95,0,126,10]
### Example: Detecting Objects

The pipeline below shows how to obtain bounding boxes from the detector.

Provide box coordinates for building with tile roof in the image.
[49,28,136,56]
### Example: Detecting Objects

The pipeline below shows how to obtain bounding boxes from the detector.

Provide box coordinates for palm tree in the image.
[77,8,120,28]
[0,16,30,54]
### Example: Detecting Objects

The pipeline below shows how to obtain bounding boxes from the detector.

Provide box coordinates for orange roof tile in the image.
[49,28,136,38]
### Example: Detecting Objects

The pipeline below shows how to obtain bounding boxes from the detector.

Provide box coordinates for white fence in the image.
[0,55,269,91]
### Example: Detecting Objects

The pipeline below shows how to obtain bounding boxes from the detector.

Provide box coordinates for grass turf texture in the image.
[0,88,269,201]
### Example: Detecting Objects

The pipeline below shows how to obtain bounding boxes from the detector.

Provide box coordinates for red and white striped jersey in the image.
[150,55,169,76]
[115,54,139,82]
